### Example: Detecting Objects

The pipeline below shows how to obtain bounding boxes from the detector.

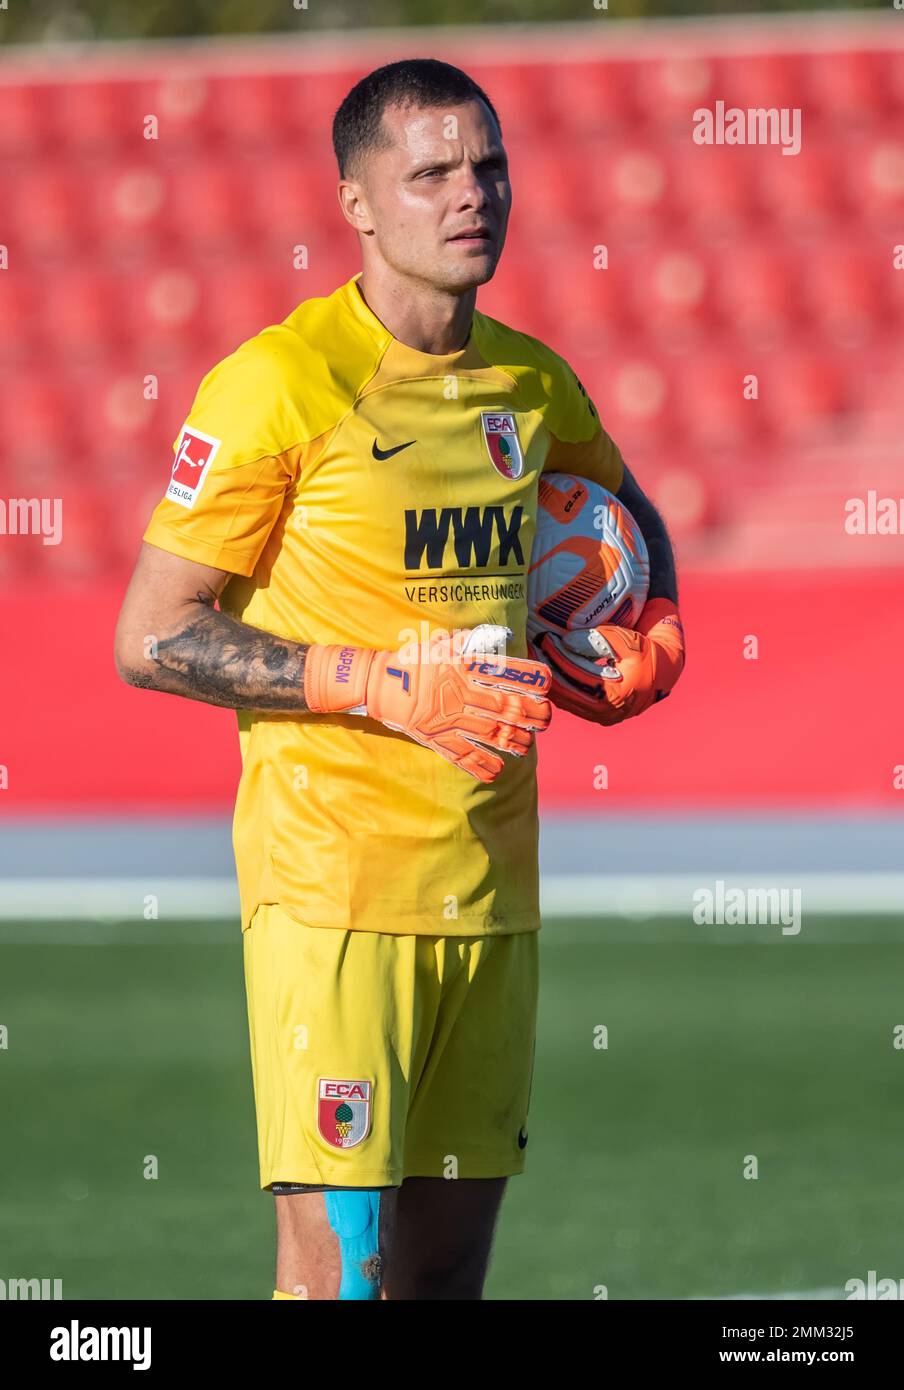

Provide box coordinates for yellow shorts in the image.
[242,903,539,1189]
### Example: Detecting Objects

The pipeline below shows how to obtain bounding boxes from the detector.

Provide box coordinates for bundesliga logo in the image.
[166,426,221,511]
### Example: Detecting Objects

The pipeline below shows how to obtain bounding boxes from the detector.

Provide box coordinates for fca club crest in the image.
[481,410,524,480]
[317,1078,372,1150]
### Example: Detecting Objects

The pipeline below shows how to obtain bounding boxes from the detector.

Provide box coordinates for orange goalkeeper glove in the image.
[530,598,685,726]
[304,628,552,783]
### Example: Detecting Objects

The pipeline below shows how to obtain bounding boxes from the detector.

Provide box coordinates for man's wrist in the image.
[636,597,682,636]
[303,644,375,715]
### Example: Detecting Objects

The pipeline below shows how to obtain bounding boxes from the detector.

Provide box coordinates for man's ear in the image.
[337,178,375,236]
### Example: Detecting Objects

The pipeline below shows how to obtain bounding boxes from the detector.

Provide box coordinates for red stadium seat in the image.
[804,239,886,346]
[713,244,803,346]
[672,350,765,451]
[90,157,169,258]
[0,80,55,159]
[858,346,904,441]
[507,144,592,237]
[466,64,554,142]
[161,159,255,252]
[246,157,337,249]
[592,143,672,235]
[97,357,217,500]
[629,245,717,346]
[544,61,639,138]
[11,164,91,258]
[67,365,162,466]
[198,264,290,353]
[48,270,129,365]
[668,143,756,237]
[598,354,674,450]
[634,54,717,133]
[130,263,213,363]
[843,135,904,229]
[536,254,637,352]
[289,68,367,152]
[759,351,851,443]
[884,248,904,324]
[0,274,41,365]
[113,474,175,566]
[642,450,721,539]
[885,44,904,117]
[477,267,550,341]
[805,49,892,128]
[0,374,92,548]
[49,80,142,155]
[755,138,846,232]
[32,483,116,580]
[4,372,81,468]
[711,51,809,115]
[207,72,310,152]
[143,70,217,150]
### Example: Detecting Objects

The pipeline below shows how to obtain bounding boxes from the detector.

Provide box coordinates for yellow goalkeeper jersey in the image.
[143,273,624,935]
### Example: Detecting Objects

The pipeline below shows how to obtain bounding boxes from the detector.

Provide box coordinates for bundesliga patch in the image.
[166,425,221,510]
[481,410,524,480]
[317,1078,372,1150]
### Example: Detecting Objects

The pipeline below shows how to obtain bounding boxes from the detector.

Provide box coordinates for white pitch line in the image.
[542,873,904,918]
[1,873,903,923]
[0,877,239,921]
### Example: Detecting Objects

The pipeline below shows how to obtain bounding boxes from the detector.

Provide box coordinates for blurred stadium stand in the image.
[1,21,902,573]
[1,16,903,818]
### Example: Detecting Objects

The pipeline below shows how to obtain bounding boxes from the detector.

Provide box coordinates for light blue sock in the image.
[324,1190,382,1300]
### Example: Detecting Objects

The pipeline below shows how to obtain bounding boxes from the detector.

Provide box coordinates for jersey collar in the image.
[341,272,484,371]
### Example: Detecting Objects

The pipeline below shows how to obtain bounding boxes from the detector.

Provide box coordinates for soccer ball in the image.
[527,473,650,640]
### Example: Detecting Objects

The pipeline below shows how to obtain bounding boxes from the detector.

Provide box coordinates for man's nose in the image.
[454,166,491,207]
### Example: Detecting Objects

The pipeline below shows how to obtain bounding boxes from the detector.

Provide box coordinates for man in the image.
[114,58,684,1301]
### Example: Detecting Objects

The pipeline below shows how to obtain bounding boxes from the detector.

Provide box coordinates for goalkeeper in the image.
[114,58,682,1302]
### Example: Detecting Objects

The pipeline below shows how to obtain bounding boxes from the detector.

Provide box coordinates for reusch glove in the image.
[304,630,552,783]
[530,598,685,726]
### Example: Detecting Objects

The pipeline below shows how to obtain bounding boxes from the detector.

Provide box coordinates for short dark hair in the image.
[332,58,501,180]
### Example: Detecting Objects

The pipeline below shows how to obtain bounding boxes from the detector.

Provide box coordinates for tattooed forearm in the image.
[121,597,312,711]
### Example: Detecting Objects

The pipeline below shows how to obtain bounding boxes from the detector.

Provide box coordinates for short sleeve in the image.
[543,356,625,495]
[143,342,298,577]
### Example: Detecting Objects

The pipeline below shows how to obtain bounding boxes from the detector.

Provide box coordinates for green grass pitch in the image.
[2,916,903,1300]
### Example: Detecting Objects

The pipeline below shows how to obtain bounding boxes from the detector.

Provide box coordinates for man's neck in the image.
[356,270,475,355]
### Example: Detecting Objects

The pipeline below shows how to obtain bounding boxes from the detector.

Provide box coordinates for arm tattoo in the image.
[126,593,312,712]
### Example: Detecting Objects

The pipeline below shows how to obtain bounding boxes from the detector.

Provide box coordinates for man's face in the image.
[346,99,511,292]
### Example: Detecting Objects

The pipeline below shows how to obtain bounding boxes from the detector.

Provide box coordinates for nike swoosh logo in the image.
[372,438,416,460]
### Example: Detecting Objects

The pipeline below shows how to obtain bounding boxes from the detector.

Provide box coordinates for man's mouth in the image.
[448,227,493,242]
